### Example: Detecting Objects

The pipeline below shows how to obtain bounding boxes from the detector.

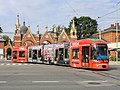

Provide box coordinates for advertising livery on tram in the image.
[12,38,109,70]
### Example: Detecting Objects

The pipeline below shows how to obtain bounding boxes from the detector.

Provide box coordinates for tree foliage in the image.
[56,25,62,37]
[2,35,12,46]
[68,16,98,39]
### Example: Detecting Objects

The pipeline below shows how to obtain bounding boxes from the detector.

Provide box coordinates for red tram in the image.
[11,38,109,70]
[70,38,109,70]
[12,46,28,63]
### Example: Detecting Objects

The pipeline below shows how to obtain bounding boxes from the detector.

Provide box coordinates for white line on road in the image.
[30,64,34,65]
[18,63,22,65]
[12,63,16,65]
[0,81,7,83]
[32,81,60,83]
[6,63,10,65]
[1,63,5,65]
[24,63,28,65]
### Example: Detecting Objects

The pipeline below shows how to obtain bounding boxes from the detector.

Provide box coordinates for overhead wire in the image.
[64,0,79,16]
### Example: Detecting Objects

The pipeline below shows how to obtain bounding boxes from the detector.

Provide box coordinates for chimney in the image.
[115,23,119,27]
[111,24,114,27]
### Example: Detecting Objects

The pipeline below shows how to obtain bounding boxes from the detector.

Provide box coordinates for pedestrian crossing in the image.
[0,63,35,66]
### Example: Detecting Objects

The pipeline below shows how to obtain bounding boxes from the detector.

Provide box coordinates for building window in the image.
[13,51,17,59]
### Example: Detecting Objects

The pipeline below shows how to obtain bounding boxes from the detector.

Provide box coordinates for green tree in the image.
[68,16,98,39]
[55,25,70,37]
[56,25,62,37]
[2,35,12,46]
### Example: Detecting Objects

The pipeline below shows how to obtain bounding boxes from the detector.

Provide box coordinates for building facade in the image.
[0,35,5,59]
[93,23,120,60]
[4,15,77,60]
[93,23,120,42]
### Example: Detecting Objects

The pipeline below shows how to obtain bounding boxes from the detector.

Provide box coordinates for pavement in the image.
[109,61,120,65]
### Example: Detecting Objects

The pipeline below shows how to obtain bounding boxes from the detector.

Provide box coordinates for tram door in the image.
[82,46,89,67]
[28,49,32,62]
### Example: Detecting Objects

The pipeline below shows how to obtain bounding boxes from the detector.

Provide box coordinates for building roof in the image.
[102,23,120,33]
[93,23,120,36]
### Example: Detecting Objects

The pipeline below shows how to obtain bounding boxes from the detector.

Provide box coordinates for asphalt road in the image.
[0,60,120,90]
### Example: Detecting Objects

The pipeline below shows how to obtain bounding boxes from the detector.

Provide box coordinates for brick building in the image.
[0,35,5,59]
[93,23,120,59]
[93,23,120,42]
[4,15,77,60]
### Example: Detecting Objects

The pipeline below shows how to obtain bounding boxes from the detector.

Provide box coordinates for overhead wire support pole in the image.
[97,17,102,40]
[97,4,120,63]
[116,1,120,63]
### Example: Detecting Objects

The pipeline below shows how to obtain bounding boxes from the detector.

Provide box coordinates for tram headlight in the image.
[96,64,100,67]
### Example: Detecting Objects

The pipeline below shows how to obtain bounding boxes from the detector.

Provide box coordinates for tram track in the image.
[86,71,120,87]
[92,71,120,81]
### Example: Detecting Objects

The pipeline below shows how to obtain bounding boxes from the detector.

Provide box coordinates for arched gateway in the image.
[4,15,77,60]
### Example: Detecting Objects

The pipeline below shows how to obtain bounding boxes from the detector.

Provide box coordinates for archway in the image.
[42,41,51,45]
[6,48,12,60]
[23,40,35,46]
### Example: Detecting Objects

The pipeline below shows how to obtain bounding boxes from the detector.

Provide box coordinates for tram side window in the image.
[13,51,17,59]
[33,50,37,59]
[55,49,58,58]
[29,50,32,58]
[38,49,41,58]
[72,49,79,59]
[19,51,25,57]
[65,49,68,58]
[59,48,64,60]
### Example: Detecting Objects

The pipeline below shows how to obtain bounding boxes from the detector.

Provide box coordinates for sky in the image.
[0,0,120,40]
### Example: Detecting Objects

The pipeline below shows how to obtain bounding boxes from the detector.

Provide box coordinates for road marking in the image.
[30,64,34,65]
[6,63,10,65]
[24,63,28,65]
[0,81,7,83]
[32,81,60,83]
[18,63,22,65]
[12,63,16,65]
[1,63,5,65]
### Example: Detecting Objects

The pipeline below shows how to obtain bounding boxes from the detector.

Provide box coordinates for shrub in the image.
[110,57,116,61]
